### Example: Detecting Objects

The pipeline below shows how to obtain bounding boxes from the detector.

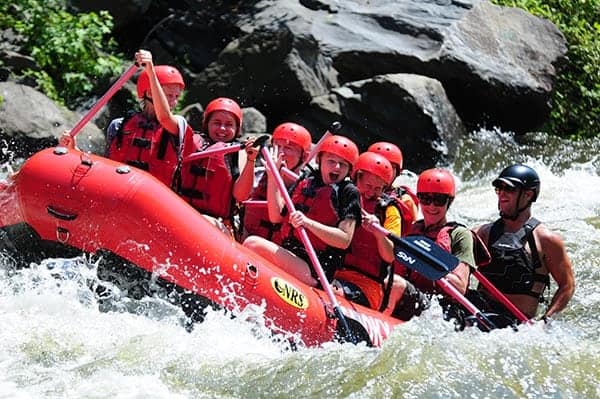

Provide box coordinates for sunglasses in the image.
[494,183,518,194]
[418,193,450,207]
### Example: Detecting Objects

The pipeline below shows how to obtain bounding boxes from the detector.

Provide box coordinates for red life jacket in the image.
[107,113,186,187]
[279,176,342,252]
[336,195,394,310]
[241,173,283,243]
[343,196,389,282]
[176,136,239,219]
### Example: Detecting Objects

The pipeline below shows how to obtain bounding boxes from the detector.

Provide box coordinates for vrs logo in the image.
[271,277,308,309]
[396,250,416,264]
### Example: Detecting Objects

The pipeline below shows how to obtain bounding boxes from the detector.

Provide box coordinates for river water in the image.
[1,129,599,398]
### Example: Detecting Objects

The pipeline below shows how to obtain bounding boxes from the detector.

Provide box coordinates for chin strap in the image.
[499,191,531,220]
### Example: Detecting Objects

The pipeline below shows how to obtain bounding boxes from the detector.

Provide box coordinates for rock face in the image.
[0,82,105,161]
[1,0,567,170]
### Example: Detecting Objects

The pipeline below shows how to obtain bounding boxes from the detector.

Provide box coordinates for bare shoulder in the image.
[533,223,571,270]
[534,223,565,247]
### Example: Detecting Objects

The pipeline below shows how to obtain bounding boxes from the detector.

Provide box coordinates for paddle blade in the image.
[391,235,460,280]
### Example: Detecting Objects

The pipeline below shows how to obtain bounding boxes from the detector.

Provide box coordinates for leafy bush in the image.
[0,0,124,107]
[492,0,600,138]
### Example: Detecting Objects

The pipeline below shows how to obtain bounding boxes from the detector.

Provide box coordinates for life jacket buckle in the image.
[126,160,149,171]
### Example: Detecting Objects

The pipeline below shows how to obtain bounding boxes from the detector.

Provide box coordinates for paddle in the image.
[369,224,497,331]
[68,64,139,139]
[298,121,341,170]
[182,135,270,164]
[260,146,358,344]
[241,200,267,208]
[435,278,496,331]
[280,167,300,181]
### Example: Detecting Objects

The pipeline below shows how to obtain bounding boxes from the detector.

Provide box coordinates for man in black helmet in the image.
[473,164,575,327]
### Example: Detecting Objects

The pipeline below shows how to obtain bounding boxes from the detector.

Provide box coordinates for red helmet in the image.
[368,141,403,171]
[136,65,185,99]
[417,168,456,197]
[318,135,359,167]
[202,97,243,137]
[272,122,312,151]
[355,152,394,185]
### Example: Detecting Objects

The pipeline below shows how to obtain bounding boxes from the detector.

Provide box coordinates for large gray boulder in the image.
[188,26,339,112]
[0,82,106,161]
[2,0,567,170]
[218,0,565,134]
[297,73,465,169]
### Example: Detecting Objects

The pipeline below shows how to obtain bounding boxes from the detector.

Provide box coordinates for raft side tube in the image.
[8,148,403,346]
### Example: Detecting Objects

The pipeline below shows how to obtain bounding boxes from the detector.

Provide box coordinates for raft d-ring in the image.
[56,227,70,244]
[246,262,258,280]
[79,152,92,167]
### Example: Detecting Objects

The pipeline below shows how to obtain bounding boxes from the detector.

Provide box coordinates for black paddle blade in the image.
[328,121,342,133]
[391,235,460,280]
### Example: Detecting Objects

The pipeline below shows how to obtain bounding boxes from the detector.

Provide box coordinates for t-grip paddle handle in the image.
[260,146,357,344]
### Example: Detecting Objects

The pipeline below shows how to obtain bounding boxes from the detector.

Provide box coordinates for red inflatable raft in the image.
[0,147,403,347]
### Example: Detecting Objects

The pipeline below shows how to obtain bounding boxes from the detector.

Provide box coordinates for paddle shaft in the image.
[260,146,357,344]
[183,134,270,164]
[69,64,138,138]
[281,167,299,181]
[436,278,497,331]
[241,200,267,208]
[183,143,243,164]
[294,121,341,172]
[471,269,531,323]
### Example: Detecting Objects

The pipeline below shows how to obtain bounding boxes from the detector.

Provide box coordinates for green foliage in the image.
[492,0,600,138]
[0,0,124,107]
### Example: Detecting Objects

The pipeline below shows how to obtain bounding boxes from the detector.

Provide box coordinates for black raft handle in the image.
[47,206,77,221]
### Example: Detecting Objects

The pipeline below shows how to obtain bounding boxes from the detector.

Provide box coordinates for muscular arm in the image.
[537,227,576,318]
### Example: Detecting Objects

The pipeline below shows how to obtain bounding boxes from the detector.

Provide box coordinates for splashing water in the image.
[1,130,600,398]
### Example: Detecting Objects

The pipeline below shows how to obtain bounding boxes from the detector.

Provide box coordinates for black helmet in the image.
[492,164,540,201]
